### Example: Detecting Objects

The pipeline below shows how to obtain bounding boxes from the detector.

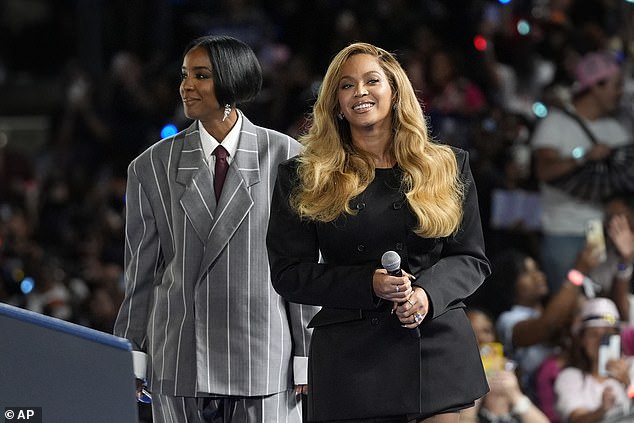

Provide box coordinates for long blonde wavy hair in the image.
[292,42,464,238]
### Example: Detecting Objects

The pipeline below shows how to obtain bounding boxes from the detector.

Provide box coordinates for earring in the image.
[337,112,344,120]
[222,104,232,122]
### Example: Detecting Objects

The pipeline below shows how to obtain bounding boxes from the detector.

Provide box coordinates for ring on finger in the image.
[395,285,400,293]
[414,313,423,323]
[406,299,415,306]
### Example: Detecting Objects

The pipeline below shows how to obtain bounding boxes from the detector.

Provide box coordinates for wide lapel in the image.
[177,122,217,241]
[197,116,262,281]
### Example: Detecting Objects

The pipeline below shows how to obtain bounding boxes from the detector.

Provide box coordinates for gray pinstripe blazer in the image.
[114,115,318,397]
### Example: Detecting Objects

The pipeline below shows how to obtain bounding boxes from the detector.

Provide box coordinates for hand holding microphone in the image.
[379,251,426,331]
[374,251,412,301]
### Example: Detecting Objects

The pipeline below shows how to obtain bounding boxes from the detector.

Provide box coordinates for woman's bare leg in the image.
[410,411,460,423]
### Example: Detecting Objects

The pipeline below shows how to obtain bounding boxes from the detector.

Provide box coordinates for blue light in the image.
[532,102,548,118]
[161,124,178,139]
[498,0,512,4]
[20,277,35,294]
[572,147,586,159]
[517,20,530,35]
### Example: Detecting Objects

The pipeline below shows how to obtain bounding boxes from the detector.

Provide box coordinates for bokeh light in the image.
[473,35,488,52]
[532,102,548,118]
[161,124,178,139]
[20,277,35,295]
[517,20,531,36]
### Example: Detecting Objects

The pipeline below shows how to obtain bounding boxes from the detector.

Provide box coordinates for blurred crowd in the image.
[1,1,634,420]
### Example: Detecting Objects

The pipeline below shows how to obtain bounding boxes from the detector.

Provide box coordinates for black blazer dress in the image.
[267,148,491,421]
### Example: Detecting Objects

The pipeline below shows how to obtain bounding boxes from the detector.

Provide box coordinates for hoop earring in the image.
[222,104,232,122]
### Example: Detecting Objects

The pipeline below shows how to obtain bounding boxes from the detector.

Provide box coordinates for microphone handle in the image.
[388,268,420,338]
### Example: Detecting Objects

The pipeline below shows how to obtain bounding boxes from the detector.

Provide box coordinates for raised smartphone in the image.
[598,334,620,377]
[586,218,607,262]
[480,342,505,375]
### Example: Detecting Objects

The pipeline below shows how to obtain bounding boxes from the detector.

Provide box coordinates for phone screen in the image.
[480,342,505,375]
[598,334,620,376]
[586,219,607,262]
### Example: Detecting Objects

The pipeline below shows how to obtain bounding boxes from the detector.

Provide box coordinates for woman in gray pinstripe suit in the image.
[114,35,318,423]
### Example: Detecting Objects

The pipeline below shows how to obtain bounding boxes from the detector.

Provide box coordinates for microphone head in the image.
[381,250,401,273]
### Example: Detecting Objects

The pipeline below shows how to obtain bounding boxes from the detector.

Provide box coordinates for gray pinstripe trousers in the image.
[152,391,303,423]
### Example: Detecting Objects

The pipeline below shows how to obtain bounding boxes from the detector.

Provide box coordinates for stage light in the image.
[473,35,488,52]
[20,277,35,295]
[161,124,178,139]
[532,102,548,118]
[498,0,512,4]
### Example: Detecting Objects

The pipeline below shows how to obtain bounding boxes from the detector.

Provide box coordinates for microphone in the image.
[381,250,403,276]
[381,251,421,338]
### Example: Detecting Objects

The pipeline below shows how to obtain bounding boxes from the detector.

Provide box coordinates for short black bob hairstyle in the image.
[183,35,263,106]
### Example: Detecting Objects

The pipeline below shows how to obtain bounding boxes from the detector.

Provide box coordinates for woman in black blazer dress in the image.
[267,42,491,423]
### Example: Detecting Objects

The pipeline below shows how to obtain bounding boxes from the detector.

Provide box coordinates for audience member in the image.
[589,192,634,323]
[531,50,631,293]
[534,343,571,423]
[422,47,488,151]
[490,249,593,400]
[470,108,541,261]
[554,297,634,423]
[462,308,550,423]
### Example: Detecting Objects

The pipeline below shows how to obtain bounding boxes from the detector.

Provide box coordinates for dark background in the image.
[0,0,632,332]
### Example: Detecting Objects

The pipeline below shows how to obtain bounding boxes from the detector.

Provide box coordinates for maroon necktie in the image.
[213,145,229,202]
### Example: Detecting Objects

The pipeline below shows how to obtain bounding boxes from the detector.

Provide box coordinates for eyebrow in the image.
[340,70,383,80]
[181,65,213,72]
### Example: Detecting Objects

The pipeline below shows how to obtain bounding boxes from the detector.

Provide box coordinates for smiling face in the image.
[180,46,222,124]
[337,53,394,134]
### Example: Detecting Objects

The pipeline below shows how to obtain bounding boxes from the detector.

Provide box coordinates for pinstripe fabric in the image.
[114,115,318,399]
[152,391,303,423]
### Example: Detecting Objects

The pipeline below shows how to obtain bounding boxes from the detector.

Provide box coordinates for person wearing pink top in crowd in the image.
[554,298,634,423]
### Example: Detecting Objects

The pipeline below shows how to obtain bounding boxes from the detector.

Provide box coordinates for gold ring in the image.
[406,299,414,306]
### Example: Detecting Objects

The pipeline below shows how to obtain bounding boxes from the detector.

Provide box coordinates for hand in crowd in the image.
[487,368,522,400]
[606,358,631,387]
[568,385,617,423]
[600,386,616,414]
[607,214,634,263]
[586,144,612,162]
[482,366,550,423]
[574,243,603,274]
